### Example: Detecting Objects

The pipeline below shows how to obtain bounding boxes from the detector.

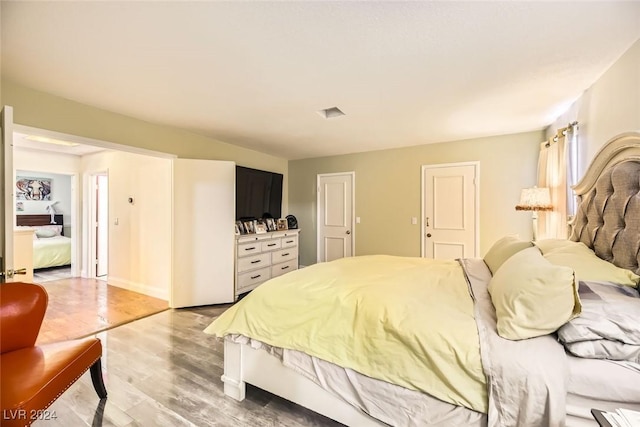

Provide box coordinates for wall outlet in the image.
[356,217,361,224]
[411,217,417,225]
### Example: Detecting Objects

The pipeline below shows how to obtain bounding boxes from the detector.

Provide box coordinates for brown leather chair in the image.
[0,282,107,427]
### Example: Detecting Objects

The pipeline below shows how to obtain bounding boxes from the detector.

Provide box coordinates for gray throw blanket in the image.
[558,281,640,363]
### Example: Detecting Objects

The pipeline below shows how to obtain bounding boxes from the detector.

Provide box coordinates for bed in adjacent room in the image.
[205,131,640,427]
[16,214,72,270]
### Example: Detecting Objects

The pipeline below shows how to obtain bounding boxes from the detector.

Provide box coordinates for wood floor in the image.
[37,305,343,427]
[35,277,169,344]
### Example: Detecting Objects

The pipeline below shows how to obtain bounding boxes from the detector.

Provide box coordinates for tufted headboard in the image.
[570,132,640,275]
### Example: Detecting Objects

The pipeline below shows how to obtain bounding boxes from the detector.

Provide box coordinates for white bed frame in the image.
[222,339,384,426]
[221,131,640,426]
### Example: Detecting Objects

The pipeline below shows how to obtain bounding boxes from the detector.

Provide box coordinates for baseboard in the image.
[107,276,169,301]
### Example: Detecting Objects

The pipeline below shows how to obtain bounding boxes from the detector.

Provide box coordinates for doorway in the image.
[91,172,108,279]
[422,162,479,259]
[317,172,355,263]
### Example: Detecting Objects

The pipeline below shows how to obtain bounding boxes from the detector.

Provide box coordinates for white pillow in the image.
[535,239,640,287]
[483,235,533,275]
[34,225,62,238]
[488,247,581,340]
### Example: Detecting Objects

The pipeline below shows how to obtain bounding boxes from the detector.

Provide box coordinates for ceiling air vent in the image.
[317,107,345,119]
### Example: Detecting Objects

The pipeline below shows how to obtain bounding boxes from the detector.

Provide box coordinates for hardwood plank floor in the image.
[37,306,344,427]
[36,278,169,344]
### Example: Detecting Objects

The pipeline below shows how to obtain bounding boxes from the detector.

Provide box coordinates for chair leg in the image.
[89,359,108,399]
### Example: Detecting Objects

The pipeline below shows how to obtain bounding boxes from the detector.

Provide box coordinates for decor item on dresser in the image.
[16,214,71,269]
[234,228,300,298]
[515,186,553,241]
[286,214,298,229]
[276,218,288,231]
[242,220,256,234]
[255,220,267,234]
[206,132,640,427]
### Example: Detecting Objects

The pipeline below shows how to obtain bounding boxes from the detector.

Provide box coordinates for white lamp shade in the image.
[515,187,553,211]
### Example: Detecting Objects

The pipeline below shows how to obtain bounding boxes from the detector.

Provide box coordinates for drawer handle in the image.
[244,247,256,251]
[285,240,294,244]
[282,253,290,257]
[251,260,261,264]
[251,274,261,280]
[267,243,277,247]
[281,265,290,270]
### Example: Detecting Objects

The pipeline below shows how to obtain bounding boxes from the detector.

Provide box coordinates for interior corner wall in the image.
[548,38,640,176]
[288,130,543,266]
[81,150,172,300]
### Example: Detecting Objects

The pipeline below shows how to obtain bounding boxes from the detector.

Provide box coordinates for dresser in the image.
[235,229,300,298]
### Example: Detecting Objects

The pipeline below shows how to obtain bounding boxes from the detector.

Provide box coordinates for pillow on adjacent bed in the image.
[488,247,581,341]
[534,239,640,288]
[34,225,63,238]
[483,235,533,275]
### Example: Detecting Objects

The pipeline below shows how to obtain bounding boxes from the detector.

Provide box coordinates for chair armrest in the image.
[0,282,48,353]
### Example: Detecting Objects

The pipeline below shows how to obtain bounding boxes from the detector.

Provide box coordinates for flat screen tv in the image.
[236,166,283,220]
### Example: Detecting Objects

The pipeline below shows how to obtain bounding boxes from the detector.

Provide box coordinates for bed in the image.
[205,131,640,427]
[16,214,72,270]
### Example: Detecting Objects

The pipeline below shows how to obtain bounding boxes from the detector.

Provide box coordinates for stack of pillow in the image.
[483,235,640,341]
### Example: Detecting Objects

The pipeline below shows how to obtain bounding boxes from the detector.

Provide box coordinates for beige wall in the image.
[548,39,640,175]
[1,78,290,212]
[81,150,172,299]
[289,131,543,266]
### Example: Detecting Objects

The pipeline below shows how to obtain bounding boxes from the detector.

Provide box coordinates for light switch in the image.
[114,218,119,225]
[411,217,417,225]
[356,217,361,224]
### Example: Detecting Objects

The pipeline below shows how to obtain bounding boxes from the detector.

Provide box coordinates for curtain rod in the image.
[545,121,579,147]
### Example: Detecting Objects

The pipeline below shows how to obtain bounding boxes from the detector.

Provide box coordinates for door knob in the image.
[1,268,27,279]
[426,233,432,238]
[346,230,351,235]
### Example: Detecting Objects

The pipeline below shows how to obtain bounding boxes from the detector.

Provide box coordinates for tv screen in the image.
[236,166,283,220]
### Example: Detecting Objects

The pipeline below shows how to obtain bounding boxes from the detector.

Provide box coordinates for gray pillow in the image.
[483,235,533,274]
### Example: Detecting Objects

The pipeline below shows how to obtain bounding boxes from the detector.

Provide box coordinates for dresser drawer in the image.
[281,235,298,248]
[237,242,262,257]
[237,267,271,292]
[271,248,298,264]
[261,239,281,251]
[271,260,298,278]
[237,253,271,273]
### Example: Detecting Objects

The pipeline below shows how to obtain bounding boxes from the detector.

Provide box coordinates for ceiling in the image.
[13,132,106,157]
[2,1,639,160]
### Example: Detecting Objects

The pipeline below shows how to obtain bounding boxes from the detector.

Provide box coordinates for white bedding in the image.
[566,356,640,426]
[33,235,72,269]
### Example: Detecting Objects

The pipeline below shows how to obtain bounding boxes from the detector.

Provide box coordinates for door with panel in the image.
[422,162,478,260]
[317,172,354,263]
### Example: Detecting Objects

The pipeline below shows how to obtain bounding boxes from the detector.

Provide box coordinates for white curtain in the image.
[565,123,579,218]
[537,130,568,239]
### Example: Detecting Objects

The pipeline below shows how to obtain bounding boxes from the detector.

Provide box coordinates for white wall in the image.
[548,39,640,176]
[82,150,172,300]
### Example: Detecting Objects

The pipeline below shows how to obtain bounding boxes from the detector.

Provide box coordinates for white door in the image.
[171,159,235,308]
[1,106,16,283]
[95,174,108,277]
[422,162,478,259]
[317,172,354,263]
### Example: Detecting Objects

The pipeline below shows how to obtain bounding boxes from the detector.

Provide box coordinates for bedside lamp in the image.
[515,187,553,241]
[46,201,60,224]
